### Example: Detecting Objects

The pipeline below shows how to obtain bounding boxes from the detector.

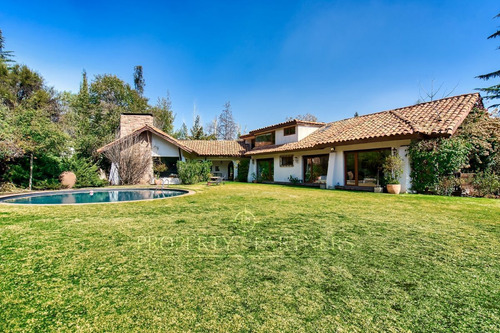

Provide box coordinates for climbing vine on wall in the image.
[407,138,471,193]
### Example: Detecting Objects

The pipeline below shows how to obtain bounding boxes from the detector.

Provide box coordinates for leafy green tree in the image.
[0,58,68,188]
[70,73,149,159]
[151,92,175,134]
[0,105,22,178]
[12,106,68,189]
[456,107,500,172]
[477,13,500,107]
[0,63,43,109]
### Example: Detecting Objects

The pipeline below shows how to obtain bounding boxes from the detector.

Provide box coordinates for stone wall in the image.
[120,113,154,138]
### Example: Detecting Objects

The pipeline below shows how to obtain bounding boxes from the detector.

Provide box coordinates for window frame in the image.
[283,126,296,136]
[255,132,275,147]
[343,148,391,187]
[280,155,294,167]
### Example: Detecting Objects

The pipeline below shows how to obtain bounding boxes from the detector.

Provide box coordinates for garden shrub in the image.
[472,170,500,197]
[0,182,17,193]
[237,159,250,182]
[436,176,464,196]
[6,154,63,189]
[62,156,108,188]
[408,138,471,193]
[288,175,301,184]
[33,179,61,190]
[177,160,212,184]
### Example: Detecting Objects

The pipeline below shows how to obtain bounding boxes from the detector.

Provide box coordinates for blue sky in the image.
[1,0,499,131]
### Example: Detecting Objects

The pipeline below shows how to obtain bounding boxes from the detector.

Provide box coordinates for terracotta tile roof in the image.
[181,140,249,157]
[97,124,194,154]
[246,93,482,155]
[240,119,325,138]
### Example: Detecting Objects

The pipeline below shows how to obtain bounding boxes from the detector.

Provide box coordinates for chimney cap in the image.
[121,112,153,116]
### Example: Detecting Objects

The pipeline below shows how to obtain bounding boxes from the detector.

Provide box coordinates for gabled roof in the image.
[246,93,483,155]
[97,124,194,154]
[181,140,249,157]
[96,124,249,157]
[239,119,325,138]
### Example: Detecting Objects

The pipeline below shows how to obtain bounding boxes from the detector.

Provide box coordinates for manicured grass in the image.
[0,183,499,332]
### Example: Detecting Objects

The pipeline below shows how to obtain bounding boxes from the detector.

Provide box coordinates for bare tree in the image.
[218,101,238,140]
[285,113,318,122]
[417,80,459,103]
[206,116,218,139]
[102,133,152,184]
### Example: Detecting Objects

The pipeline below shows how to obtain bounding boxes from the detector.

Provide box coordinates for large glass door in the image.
[303,155,329,183]
[344,149,390,187]
[257,158,274,182]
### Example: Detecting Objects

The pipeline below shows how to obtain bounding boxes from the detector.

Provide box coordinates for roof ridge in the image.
[325,93,480,125]
[388,110,420,133]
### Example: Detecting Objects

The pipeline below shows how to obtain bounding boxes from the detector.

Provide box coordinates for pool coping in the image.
[0,187,196,206]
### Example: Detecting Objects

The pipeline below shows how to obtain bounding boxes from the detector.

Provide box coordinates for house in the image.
[97,113,249,185]
[97,93,483,192]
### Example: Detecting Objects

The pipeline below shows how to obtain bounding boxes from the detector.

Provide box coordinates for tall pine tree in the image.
[0,29,14,63]
[477,13,500,108]
[190,115,205,139]
[133,65,145,96]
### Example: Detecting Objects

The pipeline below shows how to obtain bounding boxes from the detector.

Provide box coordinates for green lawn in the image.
[0,183,499,332]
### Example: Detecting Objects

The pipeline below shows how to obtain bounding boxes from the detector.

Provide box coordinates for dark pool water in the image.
[0,189,187,205]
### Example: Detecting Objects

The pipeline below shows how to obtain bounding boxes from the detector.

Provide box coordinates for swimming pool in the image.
[0,188,189,205]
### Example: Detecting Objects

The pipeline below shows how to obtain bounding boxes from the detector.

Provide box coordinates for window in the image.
[257,159,274,181]
[280,155,294,167]
[344,149,391,187]
[283,126,296,136]
[303,155,329,183]
[255,132,275,147]
[153,157,180,177]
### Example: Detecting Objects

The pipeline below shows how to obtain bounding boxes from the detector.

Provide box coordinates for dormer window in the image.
[255,132,275,147]
[283,126,296,136]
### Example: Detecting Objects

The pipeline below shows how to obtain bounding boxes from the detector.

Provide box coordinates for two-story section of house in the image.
[240,119,326,183]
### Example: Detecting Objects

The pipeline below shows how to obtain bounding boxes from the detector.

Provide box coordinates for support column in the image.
[326,151,336,189]
[398,146,411,193]
[248,158,257,182]
[233,160,239,180]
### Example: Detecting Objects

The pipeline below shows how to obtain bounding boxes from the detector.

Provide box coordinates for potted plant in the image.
[382,153,403,194]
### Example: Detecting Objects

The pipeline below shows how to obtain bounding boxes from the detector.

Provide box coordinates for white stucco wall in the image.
[297,126,320,140]
[328,139,412,192]
[275,127,298,145]
[248,139,413,193]
[151,134,180,157]
[248,148,331,183]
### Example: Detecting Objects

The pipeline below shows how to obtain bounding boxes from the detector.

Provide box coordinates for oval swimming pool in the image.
[0,188,189,205]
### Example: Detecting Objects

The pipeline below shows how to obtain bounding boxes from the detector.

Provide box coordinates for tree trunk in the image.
[29,153,33,191]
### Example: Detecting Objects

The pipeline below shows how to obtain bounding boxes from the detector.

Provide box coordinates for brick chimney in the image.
[120,113,154,137]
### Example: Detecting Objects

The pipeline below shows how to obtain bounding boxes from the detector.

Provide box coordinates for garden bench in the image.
[207,176,224,186]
